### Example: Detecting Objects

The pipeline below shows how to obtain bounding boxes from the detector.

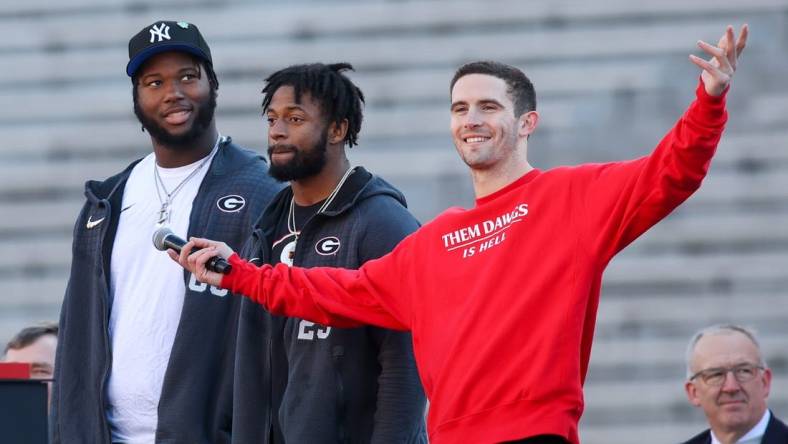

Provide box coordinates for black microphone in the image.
[152,227,232,274]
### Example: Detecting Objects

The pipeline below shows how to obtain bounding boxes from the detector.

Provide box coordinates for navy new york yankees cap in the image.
[127,20,213,77]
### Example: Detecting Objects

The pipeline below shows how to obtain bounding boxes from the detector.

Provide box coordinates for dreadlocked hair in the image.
[262,62,365,148]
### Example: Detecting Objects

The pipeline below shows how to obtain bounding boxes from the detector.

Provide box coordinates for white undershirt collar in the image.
[711,409,770,444]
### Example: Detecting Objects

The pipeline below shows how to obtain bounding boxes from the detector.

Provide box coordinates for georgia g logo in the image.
[315,237,341,255]
[217,195,246,213]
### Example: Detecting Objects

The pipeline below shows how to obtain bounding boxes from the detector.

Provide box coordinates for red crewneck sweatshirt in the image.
[224,82,727,443]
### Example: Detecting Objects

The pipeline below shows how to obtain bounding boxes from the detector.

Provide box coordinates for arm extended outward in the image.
[170,237,411,331]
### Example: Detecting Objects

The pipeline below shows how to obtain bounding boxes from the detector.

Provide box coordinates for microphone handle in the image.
[207,256,232,274]
[164,235,232,275]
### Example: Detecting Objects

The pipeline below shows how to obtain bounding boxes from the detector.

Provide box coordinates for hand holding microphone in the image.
[153,228,234,285]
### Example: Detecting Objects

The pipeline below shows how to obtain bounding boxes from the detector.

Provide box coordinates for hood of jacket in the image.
[255,165,407,240]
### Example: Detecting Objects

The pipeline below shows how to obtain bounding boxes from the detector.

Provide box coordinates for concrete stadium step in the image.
[714,129,788,169]
[597,291,788,327]
[2,148,786,233]
[0,275,67,309]
[1,95,606,159]
[584,376,788,411]
[748,92,788,127]
[582,401,788,442]
[1,0,782,46]
[0,149,461,196]
[687,168,788,206]
[0,4,783,444]
[0,60,669,124]
[604,250,788,292]
[0,231,785,303]
[0,20,730,87]
[0,154,785,256]
[5,216,787,276]
[0,149,467,224]
[0,199,82,233]
[0,237,72,272]
[578,423,707,444]
[590,330,788,368]
[1,115,783,183]
[580,383,788,443]
[625,211,788,254]
[3,160,786,242]
[0,300,61,354]
[4,114,785,195]
[0,159,139,196]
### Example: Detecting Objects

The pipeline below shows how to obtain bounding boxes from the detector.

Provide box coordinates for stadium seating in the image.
[1,0,787,441]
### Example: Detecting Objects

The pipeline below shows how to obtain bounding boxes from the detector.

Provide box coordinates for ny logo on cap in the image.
[149,23,171,43]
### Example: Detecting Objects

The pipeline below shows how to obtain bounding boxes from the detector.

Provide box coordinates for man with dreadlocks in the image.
[230,63,427,443]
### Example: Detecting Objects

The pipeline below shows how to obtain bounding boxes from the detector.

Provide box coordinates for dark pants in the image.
[503,435,569,444]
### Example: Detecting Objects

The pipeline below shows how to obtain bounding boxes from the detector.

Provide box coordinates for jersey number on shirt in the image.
[297,320,331,340]
[188,273,229,297]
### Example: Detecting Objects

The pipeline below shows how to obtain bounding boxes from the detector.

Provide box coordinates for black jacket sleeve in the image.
[357,195,428,444]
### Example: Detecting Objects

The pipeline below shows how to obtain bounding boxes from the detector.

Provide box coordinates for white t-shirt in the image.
[106,145,217,443]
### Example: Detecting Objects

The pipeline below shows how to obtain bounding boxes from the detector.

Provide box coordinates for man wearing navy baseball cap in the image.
[51,21,281,443]
[126,20,213,77]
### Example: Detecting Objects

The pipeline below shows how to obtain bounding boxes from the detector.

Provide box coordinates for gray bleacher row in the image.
[3,164,788,249]
[2,0,787,442]
[0,20,739,88]
[2,152,788,250]
[2,0,785,48]
[2,267,786,368]
[5,249,788,315]
[584,374,788,414]
[0,93,642,161]
[0,60,671,123]
[3,125,788,194]
[4,236,785,299]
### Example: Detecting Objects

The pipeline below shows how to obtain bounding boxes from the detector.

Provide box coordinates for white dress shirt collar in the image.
[710,410,770,444]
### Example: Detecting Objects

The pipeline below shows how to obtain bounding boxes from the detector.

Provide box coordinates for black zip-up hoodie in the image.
[232,166,427,444]
[51,139,283,444]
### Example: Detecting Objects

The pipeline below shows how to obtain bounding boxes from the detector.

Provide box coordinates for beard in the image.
[134,88,217,150]
[267,128,329,182]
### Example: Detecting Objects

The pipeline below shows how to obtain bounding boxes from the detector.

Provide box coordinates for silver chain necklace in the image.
[153,136,220,226]
[287,166,355,247]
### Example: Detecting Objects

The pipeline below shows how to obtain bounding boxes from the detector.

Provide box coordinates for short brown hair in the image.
[4,322,58,355]
[450,60,536,117]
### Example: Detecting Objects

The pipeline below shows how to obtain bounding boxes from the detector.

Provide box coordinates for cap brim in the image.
[126,44,211,77]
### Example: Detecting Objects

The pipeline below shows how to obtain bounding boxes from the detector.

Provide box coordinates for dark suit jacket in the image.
[681,411,788,444]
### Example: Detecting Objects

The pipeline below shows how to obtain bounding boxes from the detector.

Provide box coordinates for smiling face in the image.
[450,74,527,171]
[685,331,771,437]
[133,51,216,149]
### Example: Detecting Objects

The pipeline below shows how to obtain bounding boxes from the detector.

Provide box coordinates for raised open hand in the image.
[690,24,748,96]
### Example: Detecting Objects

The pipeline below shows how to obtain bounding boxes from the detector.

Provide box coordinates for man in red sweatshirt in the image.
[171,25,748,444]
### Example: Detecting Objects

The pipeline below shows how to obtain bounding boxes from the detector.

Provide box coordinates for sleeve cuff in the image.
[697,76,729,104]
[220,253,244,290]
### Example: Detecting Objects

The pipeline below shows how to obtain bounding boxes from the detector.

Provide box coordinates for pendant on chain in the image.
[157,202,170,226]
[289,238,297,260]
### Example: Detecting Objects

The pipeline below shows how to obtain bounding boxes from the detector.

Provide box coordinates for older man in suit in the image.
[683,324,788,444]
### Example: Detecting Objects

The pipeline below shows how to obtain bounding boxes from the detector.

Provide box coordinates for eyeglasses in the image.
[689,363,764,386]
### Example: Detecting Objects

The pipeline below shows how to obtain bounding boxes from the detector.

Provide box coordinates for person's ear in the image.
[329,119,349,145]
[518,111,539,139]
[685,380,702,407]
[762,367,772,398]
